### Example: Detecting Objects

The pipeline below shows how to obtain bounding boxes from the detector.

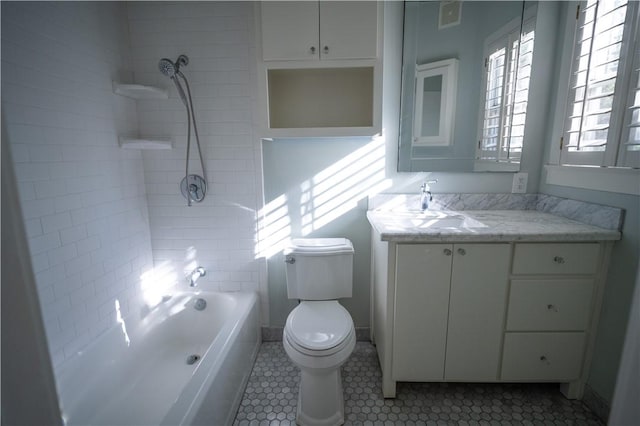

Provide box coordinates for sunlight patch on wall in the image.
[256,194,292,259]
[139,261,177,309]
[114,299,131,347]
[301,136,389,235]
[256,136,389,259]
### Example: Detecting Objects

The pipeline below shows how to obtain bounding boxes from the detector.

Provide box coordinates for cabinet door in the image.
[261,2,319,61]
[444,244,510,381]
[393,244,452,381]
[319,1,378,59]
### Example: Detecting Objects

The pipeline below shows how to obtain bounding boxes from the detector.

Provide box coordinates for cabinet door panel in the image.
[445,244,510,381]
[261,2,319,61]
[393,244,452,381]
[319,1,378,59]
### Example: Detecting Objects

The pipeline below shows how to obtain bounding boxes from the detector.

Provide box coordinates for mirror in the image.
[398,1,536,172]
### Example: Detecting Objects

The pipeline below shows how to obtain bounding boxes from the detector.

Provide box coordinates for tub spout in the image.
[189,266,206,287]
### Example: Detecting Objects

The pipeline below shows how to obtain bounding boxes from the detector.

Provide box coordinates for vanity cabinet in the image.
[261,1,378,61]
[370,231,613,399]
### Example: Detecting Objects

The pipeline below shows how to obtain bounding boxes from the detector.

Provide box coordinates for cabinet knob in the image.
[457,248,466,256]
[553,256,565,264]
[309,46,316,54]
[323,46,329,54]
[539,355,550,365]
[443,248,452,256]
[284,255,295,264]
[547,304,558,312]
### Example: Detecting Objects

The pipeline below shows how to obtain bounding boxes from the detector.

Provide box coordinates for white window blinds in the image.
[620,32,639,167]
[562,0,639,168]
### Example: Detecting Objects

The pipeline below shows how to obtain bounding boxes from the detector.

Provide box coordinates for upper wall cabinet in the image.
[257,1,382,137]
[261,1,378,61]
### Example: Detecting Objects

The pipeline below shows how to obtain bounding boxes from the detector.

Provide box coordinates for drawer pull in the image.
[539,355,550,365]
[443,248,452,256]
[457,248,466,256]
[547,304,558,312]
[553,256,565,264]
[310,46,316,54]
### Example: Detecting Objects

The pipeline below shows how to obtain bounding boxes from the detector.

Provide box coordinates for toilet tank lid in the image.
[285,238,353,255]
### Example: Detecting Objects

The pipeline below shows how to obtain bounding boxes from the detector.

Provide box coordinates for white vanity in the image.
[367,199,622,400]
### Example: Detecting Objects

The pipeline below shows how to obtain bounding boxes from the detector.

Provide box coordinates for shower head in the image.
[158,58,177,78]
[159,55,190,106]
[158,55,189,79]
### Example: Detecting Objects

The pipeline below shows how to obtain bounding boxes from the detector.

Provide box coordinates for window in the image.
[561,0,639,168]
[476,12,536,169]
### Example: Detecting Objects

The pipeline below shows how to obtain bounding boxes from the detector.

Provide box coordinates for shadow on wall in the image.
[256,135,390,259]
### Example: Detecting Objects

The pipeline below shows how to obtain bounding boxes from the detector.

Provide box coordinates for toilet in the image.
[283,238,356,426]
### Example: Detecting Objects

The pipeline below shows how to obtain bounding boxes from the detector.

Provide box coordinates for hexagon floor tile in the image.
[233,342,603,426]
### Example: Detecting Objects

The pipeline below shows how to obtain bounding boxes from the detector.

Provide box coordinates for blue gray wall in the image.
[262,137,376,327]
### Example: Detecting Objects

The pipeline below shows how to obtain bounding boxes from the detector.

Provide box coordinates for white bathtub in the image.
[56,291,260,426]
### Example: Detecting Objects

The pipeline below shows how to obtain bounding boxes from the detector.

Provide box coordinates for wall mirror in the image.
[398,1,537,173]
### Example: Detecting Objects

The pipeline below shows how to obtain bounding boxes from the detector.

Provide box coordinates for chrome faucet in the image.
[420,180,437,211]
[188,266,206,287]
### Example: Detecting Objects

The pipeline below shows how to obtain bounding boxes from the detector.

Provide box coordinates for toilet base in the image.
[296,367,345,426]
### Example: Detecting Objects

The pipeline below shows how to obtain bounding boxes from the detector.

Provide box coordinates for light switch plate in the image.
[512,172,528,193]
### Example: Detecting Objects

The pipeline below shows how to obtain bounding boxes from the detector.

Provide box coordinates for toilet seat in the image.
[284,301,354,357]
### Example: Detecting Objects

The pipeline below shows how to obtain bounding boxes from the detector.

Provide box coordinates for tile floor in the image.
[233,342,603,425]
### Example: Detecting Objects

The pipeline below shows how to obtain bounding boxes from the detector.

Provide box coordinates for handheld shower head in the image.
[158,57,188,106]
[158,55,188,78]
[158,58,177,78]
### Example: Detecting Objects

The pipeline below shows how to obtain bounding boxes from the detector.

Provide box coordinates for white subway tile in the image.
[41,212,72,233]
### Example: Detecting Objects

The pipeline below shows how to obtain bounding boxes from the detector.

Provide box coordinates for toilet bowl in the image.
[283,300,356,426]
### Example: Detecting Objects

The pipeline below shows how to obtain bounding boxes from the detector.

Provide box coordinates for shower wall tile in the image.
[1,2,154,369]
[127,2,267,305]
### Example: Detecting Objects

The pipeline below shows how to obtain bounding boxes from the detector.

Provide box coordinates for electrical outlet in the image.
[511,172,528,194]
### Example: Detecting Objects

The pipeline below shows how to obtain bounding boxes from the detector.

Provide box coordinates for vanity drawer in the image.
[501,332,585,381]
[512,243,599,275]
[507,279,594,331]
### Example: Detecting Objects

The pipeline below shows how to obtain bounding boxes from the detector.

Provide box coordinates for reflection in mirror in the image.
[475,6,536,171]
[421,76,442,137]
[398,1,535,173]
[413,59,458,147]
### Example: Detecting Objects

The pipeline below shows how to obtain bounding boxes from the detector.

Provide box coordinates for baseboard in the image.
[582,384,610,423]
[262,326,371,342]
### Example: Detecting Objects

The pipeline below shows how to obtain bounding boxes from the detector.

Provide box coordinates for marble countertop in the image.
[367,209,622,243]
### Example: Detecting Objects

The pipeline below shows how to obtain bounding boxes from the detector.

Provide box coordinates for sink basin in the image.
[369,210,486,231]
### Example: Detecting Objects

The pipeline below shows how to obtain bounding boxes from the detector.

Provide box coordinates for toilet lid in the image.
[285,238,354,256]
[285,301,353,351]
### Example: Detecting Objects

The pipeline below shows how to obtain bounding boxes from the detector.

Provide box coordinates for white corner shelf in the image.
[113,82,168,100]
[118,137,172,150]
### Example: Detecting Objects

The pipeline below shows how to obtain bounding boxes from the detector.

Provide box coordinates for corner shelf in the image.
[113,82,168,100]
[118,137,172,150]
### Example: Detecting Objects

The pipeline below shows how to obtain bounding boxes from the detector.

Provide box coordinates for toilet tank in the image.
[284,238,354,300]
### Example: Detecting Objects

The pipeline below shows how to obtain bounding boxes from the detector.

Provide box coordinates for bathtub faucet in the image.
[189,266,206,287]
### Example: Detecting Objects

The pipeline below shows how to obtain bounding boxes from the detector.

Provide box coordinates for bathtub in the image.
[55,291,260,426]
